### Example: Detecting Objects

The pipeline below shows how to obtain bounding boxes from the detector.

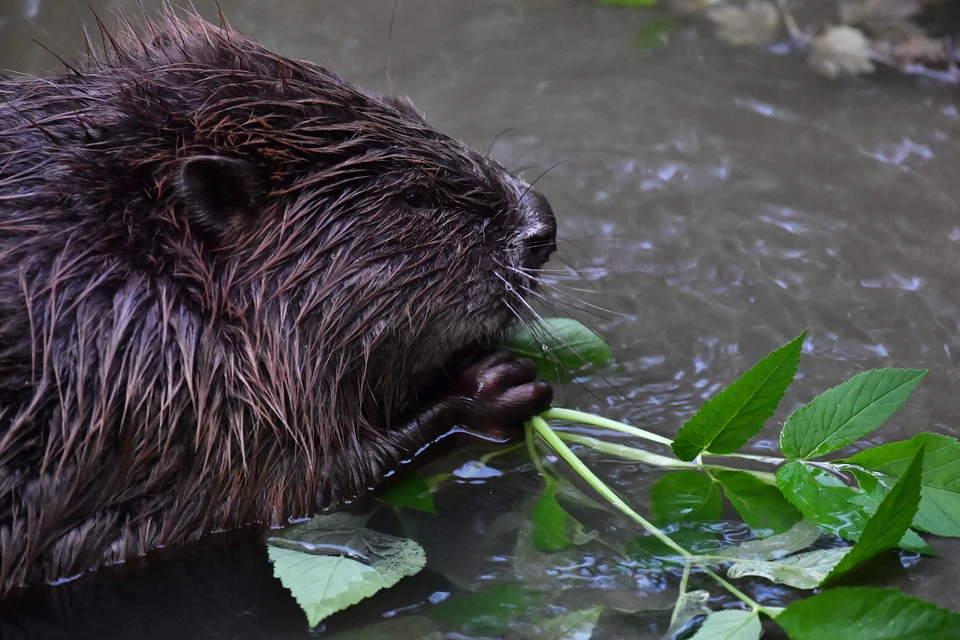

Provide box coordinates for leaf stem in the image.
[701,566,779,618]
[529,417,690,557]
[669,561,693,630]
[558,432,699,469]
[542,408,674,446]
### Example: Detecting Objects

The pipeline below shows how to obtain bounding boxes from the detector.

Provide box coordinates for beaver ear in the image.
[177,155,265,240]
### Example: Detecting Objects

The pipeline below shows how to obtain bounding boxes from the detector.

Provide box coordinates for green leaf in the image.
[518,606,605,639]
[824,445,925,583]
[722,519,822,560]
[689,610,762,640]
[501,318,613,376]
[712,469,803,536]
[636,16,681,49]
[531,478,574,553]
[842,432,960,537]
[380,474,436,514]
[650,471,722,525]
[725,547,850,590]
[427,583,545,636]
[776,588,960,640]
[775,461,932,554]
[672,331,805,461]
[267,513,426,627]
[780,368,927,460]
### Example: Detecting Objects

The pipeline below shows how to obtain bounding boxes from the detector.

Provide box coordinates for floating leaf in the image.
[776,587,960,639]
[842,432,960,537]
[779,368,926,460]
[808,25,876,79]
[650,471,723,525]
[672,331,805,461]
[689,609,762,640]
[712,469,803,537]
[722,519,822,560]
[824,446,925,583]
[380,474,436,514]
[705,0,781,46]
[775,461,931,554]
[428,583,545,636]
[532,478,574,553]
[501,318,613,376]
[517,606,605,640]
[267,513,426,627]
[726,547,849,589]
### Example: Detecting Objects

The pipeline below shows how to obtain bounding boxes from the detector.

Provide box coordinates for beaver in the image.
[0,11,557,595]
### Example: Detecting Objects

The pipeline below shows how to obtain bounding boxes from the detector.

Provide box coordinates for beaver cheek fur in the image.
[0,12,557,596]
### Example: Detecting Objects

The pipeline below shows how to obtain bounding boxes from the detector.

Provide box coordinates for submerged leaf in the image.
[267,513,427,627]
[706,0,781,46]
[636,16,682,49]
[824,446,925,583]
[427,583,545,636]
[842,432,960,537]
[776,587,960,639]
[665,589,713,639]
[713,469,803,536]
[380,474,437,514]
[532,478,575,553]
[672,330,805,461]
[780,368,926,459]
[689,609,762,640]
[502,317,613,376]
[808,25,876,79]
[726,547,849,589]
[517,606,605,640]
[650,471,723,524]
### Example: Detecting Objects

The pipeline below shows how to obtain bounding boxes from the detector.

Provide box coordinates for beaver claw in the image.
[452,350,553,439]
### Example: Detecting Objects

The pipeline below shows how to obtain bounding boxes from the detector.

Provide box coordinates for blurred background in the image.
[2,1,959,638]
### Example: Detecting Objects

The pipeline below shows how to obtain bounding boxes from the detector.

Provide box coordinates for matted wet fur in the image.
[0,9,556,595]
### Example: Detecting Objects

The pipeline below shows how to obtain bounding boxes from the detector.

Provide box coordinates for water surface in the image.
[2,1,959,638]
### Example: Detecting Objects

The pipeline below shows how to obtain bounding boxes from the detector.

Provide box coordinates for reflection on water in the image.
[2,0,960,638]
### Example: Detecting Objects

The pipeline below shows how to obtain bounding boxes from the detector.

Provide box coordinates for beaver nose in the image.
[520,188,558,269]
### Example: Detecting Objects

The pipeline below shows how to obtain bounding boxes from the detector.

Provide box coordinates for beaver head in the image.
[0,11,557,592]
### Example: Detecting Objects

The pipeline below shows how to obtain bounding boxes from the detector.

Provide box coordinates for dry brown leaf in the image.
[890,35,948,65]
[808,25,877,79]
[839,0,923,27]
[705,0,781,46]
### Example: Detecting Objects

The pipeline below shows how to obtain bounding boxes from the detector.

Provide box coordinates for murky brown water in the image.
[2,0,960,638]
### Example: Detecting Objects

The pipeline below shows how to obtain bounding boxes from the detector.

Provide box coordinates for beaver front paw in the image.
[452,350,553,440]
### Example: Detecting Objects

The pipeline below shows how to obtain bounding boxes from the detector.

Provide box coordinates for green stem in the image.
[524,423,548,477]
[669,561,693,630]
[478,442,523,465]
[542,408,674,446]
[702,566,779,618]
[703,452,788,466]
[529,417,690,557]
[558,432,699,469]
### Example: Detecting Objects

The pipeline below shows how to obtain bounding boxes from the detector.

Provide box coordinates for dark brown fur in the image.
[0,11,556,595]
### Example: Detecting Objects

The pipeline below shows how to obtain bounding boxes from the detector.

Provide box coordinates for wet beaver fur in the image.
[0,11,557,595]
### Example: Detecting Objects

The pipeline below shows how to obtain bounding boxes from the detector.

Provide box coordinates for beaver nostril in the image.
[520,188,558,269]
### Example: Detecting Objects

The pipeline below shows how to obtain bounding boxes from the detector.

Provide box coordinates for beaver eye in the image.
[401,187,431,209]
